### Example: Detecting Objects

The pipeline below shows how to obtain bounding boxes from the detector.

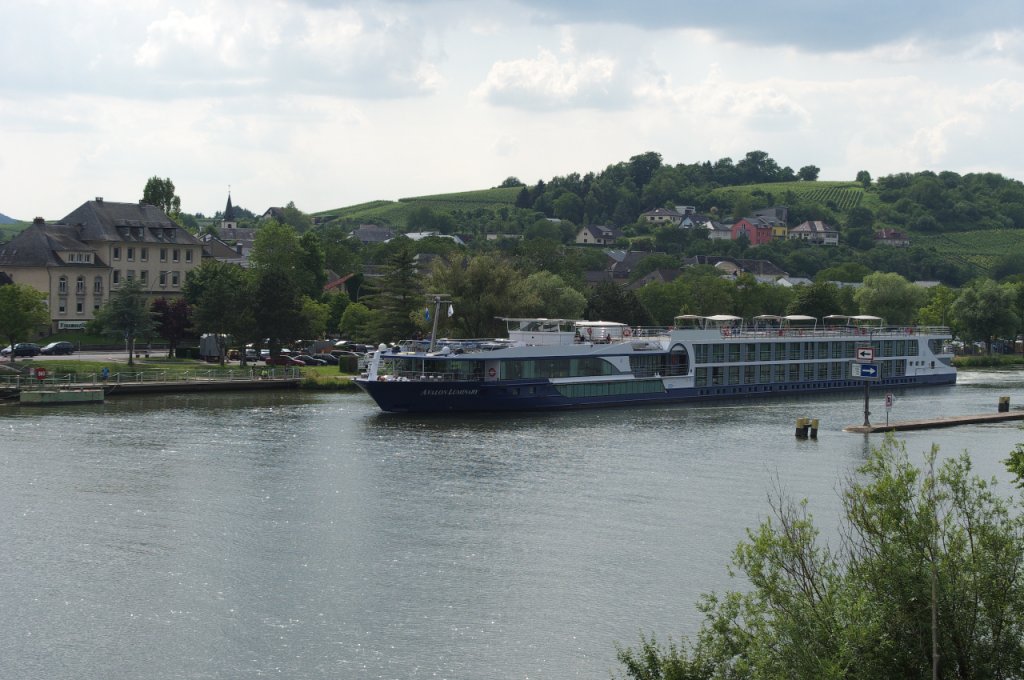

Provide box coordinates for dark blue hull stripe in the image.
[356,374,957,413]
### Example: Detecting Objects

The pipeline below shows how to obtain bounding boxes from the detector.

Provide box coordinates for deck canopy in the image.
[673,314,742,329]
[822,314,883,327]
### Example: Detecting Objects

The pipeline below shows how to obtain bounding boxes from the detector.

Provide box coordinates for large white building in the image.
[0,198,203,333]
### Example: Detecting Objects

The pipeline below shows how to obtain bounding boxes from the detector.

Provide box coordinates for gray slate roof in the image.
[0,223,103,267]
[63,199,201,245]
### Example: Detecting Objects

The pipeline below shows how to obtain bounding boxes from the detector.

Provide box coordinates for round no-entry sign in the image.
[35,367,47,380]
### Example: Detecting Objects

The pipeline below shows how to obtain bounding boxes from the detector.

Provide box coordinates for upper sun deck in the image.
[389,315,952,357]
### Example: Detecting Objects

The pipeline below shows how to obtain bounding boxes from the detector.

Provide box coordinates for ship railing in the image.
[375,368,484,382]
[711,325,950,339]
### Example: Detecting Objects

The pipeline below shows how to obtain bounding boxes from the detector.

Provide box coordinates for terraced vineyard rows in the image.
[798,185,864,210]
[913,230,1024,273]
[317,187,519,224]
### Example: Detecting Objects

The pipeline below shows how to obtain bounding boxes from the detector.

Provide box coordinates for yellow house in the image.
[0,198,203,334]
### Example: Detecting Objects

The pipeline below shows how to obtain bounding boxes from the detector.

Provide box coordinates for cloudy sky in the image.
[2,0,1023,221]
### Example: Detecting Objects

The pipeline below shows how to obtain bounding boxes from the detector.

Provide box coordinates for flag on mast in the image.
[447,304,454,317]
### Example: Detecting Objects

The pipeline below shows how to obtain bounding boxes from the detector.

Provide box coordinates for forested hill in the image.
[314,150,1024,282]
[0,212,17,224]
[319,150,1024,238]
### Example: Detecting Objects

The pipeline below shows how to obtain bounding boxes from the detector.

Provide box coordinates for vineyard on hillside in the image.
[317,188,520,225]
[913,230,1024,273]
[709,181,871,214]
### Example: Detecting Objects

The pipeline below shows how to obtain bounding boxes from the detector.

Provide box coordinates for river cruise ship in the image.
[354,314,956,413]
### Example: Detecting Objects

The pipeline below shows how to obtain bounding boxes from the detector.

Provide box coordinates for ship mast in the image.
[426,293,451,353]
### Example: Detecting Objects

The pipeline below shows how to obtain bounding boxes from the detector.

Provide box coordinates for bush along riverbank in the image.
[953,354,1024,368]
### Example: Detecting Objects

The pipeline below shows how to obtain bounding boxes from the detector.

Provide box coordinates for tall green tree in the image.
[249,221,309,351]
[425,255,523,338]
[93,279,155,366]
[364,243,422,342]
[950,278,1020,353]
[339,302,379,344]
[587,281,654,326]
[854,271,927,325]
[617,436,1024,680]
[151,297,192,359]
[298,231,327,299]
[184,260,259,365]
[142,176,182,219]
[0,283,48,363]
[786,280,844,319]
[518,271,587,319]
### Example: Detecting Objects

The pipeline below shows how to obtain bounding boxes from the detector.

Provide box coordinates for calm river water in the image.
[3,370,1024,679]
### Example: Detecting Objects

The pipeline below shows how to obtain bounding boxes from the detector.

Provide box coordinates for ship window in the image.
[728,344,740,363]
[711,344,725,363]
[759,344,771,361]
[743,343,756,362]
[758,365,771,383]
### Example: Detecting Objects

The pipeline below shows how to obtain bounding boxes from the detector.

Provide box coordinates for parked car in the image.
[264,354,305,366]
[12,342,41,357]
[294,354,327,366]
[0,345,10,356]
[40,341,75,355]
[311,353,339,365]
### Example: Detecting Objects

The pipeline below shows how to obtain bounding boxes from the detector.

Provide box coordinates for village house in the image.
[351,224,395,244]
[730,217,774,245]
[788,220,839,245]
[875,228,911,247]
[639,207,683,226]
[575,224,623,246]
[0,198,203,333]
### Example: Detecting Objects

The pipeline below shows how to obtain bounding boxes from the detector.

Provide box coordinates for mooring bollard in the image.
[999,396,1010,412]
[810,418,819,439]
[795,417,808,439]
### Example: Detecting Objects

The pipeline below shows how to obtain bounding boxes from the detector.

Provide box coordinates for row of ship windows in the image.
[111,246,193,264]
[555,379,665,399]
[694,361,906,386]
[694,340,920,364]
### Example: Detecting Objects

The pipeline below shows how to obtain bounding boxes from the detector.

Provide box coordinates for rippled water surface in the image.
[3,370,1024,679]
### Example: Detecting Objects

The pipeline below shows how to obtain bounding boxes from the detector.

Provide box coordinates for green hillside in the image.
[707,181,876,213]
[315,187,521,225]
[911,230,1024,274]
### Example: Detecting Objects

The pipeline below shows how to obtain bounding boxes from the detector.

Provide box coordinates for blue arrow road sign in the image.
[851,362,879,379]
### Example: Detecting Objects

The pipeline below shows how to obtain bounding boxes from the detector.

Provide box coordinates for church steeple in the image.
[222,189,237,230]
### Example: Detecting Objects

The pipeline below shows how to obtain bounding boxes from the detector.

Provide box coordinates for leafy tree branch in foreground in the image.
[616,435,1024,680]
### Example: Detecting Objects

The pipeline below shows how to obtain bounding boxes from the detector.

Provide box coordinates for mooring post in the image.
[863,381,871,427]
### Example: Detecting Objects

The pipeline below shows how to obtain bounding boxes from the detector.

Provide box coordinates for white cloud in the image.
[1,0,1024,221]
[475,48,624,110]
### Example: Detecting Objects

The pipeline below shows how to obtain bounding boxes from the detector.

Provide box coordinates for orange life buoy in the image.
[488,367,496,377]
[722,327,731,337]
[623,328,632,337]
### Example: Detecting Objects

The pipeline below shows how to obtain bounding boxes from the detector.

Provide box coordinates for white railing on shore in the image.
[1,367,301,390]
